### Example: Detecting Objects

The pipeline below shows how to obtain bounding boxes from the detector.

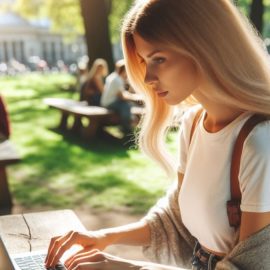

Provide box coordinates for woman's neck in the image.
[193,89,245,133]
[202,108,244,133]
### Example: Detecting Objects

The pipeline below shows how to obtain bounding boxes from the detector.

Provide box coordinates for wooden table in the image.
[0,140,21,215]
[0,209,86,254]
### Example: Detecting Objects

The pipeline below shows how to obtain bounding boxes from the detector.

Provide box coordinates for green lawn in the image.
[1,73,178,214]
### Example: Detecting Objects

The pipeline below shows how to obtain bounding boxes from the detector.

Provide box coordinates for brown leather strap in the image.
[189,108,203,144]
[189,110,267,228]
[230,114,267,202]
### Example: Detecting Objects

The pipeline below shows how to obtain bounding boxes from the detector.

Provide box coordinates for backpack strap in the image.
[189,109,268,229]
[227,114,267,228]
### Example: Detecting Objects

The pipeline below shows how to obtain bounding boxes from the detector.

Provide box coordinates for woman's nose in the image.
[144,68,158,85]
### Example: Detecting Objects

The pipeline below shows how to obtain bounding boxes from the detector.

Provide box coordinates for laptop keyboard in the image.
[14,253,65,270]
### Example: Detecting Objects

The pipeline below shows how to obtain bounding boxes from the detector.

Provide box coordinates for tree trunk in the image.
[80,0,114,71]
[250,0,264,34]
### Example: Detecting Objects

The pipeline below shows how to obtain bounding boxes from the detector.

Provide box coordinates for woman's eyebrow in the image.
[147,50,162,58]
[136,50,162,60]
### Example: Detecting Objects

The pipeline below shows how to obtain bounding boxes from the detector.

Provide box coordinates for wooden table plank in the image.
[0,209,86,253]
[0,213,29,253]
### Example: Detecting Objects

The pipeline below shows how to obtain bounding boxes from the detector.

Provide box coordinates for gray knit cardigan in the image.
[142,179,270,270]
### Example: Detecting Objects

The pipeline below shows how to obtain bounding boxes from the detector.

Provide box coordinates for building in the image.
[0,12,87,68]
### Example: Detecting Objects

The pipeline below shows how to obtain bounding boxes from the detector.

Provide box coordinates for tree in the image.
[250,0,264,34]
[236,0,265,34]
[80,0,114,71]
[109,0,133,43]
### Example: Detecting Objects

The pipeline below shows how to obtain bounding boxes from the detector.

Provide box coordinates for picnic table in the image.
[44,98,145,139]
[0,209,86,254]
[0,140,21,215]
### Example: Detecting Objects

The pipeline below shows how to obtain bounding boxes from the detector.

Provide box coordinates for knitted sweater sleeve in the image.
[216,223,270,270]
[141,177,270,270]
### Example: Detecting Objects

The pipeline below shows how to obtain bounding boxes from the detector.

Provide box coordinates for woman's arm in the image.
[45,220,151,268]
[100,219,151,246]
[94,76,104,93]
[239,211,270,241]
[64,250,189,270]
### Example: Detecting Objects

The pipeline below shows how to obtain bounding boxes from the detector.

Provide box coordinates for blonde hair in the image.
[122,0,270,177]
[87,58,108,80]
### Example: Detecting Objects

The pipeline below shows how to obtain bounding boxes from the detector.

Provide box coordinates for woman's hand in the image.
[45,230,110,268]
[64,249,142,270]
[64,249,187,270]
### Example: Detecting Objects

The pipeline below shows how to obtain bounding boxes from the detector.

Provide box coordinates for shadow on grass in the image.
[5,74,168,214]
[12,131,159,213]
[48,126,135,154]
[12,167,162,213]
[77,172,161,214]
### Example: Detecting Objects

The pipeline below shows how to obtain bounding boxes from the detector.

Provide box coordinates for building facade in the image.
[0,12,87,67]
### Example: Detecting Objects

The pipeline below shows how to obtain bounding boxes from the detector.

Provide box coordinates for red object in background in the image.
[0,96,10,139]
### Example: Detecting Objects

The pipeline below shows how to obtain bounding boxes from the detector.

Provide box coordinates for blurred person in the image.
[80,58,108,106]
[0,95,10,141]
[46,1,270,270]
[77,62,88,92]
[101,59,139,136]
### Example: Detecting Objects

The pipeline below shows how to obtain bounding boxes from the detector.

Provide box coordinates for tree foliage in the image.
[12,0,133,43]
[109,0,133,43]
[45,0,84,38]
[14,0,83,40]
[235,0,267,35]
[13,0,270,39]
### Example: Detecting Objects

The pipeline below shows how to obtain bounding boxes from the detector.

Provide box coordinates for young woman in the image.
[80,58,108,106]
[45,0,270,269]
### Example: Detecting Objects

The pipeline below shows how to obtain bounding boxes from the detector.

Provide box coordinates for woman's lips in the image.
[157,91,169,97]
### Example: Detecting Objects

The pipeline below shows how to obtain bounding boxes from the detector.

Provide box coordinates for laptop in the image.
[0,236,66,270]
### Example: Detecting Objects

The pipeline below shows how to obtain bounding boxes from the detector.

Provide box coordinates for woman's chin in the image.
[163,97,182,106]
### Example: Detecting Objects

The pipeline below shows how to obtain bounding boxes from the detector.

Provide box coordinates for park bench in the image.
[44,98,145,139]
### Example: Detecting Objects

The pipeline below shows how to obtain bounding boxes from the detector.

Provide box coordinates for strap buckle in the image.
[226,200,241,228]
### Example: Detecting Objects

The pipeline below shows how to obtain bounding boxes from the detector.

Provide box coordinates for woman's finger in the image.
[65,248,100,268]
[45,231,73,265]
[72,261,107,270]
[67,250,105,270]
[46,231,79,267]
[45,235,59,263]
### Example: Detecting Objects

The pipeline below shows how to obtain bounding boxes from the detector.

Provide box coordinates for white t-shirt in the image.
[178,105,270,254]
[101,72,125,107]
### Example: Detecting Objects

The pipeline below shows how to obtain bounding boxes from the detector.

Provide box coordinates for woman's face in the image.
[133,33,201,105]
[97,65,106,76]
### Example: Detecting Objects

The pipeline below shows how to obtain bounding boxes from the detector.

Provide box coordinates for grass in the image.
[1,73,178,214]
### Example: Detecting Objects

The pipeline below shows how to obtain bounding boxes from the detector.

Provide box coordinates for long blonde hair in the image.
[87,58,108,81]
[122,0,270,177]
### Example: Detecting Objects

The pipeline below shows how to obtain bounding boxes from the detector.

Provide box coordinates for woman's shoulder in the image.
[244,117,270,156]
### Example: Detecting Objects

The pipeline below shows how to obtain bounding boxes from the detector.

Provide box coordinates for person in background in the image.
[101,59,139,136]
[46,0,270,269]
[80,58,108,106]
[77,60,89,91]
[0,95,10,141]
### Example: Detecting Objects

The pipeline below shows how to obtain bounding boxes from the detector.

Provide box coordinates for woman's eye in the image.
[153,57,165,64]
[139,58,145,64]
